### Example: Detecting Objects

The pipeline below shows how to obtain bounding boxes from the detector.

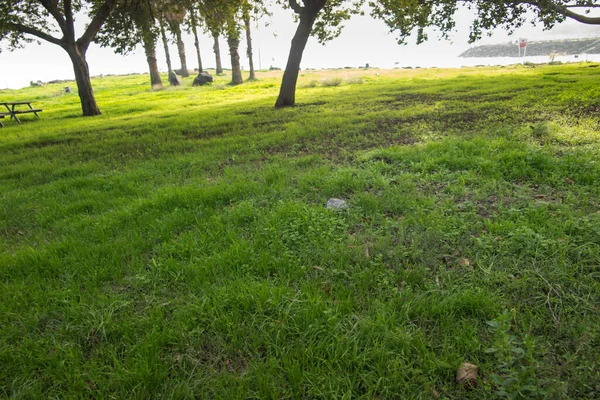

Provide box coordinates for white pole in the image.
[255,21,262,71]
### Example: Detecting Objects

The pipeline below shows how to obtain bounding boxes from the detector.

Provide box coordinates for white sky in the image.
[1,5,599,89]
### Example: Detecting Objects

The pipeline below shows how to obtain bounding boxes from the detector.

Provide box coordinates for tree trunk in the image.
[66,46,101,116]
[174,24,189,77]
[275,9,320,108]
[160,22,173,75]
[228,35,243,85]
[143,34,163,88]
[213,32,223,75]
[190,10,203,72]
[244,15,256,81]
[160,22,180,86]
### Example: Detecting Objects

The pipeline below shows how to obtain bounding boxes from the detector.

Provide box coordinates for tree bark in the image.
[228,35,243,85]
[190,10,203,72]
[142,33,163,88]
[160,22,173,75]
[159,22,181,86]
[66,46,101,116]
[212,32,223,74]
[244,15,256,80]
[275,8,320,108]
[173,23,189,77]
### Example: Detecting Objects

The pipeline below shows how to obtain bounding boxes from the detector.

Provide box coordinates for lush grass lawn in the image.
[1,64,599,398]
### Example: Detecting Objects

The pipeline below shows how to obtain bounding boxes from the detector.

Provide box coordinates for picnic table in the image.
[0,101,43,127]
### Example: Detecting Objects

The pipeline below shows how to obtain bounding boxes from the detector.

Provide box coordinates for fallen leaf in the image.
[225,360,234,372]
[459,258,471,267]
[456,362,478,387]
[565,178,575,184]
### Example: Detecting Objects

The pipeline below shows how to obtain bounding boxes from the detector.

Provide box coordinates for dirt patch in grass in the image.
[377,93,442,109]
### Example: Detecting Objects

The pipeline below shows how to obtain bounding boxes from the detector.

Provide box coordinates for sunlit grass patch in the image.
[0,63,599,398]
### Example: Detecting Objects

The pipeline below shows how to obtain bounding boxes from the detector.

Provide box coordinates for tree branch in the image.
[289,0,303,14]
[77,0,117,51]
[525,0,600,25]
[40,0,67,34]
[564,1,600,7]
[64,0,75,39]
[564,8,600,24]
[6,22,63,47]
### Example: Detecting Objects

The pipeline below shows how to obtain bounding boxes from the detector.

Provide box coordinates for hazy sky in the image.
[1,5,599,89]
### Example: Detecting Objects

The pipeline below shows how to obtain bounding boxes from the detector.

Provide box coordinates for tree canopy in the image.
[3,0,598,114]
[274,0,600,107]
[96,0,153,55]
[0,0,120,115]
[374,1,600,45]
[0,0,114,52]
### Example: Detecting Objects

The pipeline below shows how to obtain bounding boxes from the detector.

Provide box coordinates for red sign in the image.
[519,38,527,48]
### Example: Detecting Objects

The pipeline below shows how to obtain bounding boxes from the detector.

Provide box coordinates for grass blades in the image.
[0,64,599,398]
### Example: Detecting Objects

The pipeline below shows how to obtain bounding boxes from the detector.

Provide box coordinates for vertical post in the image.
[256,21,262,71]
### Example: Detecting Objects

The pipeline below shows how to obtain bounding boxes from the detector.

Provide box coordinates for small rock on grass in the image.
[456,362,478,387]
[326,198,349,211]
[169,71,182,86]
[193,72,213,86]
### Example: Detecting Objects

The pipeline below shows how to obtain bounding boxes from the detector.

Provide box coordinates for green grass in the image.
[1,64,599,398]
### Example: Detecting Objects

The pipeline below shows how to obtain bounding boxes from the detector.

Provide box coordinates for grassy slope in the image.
[0,65,599,398]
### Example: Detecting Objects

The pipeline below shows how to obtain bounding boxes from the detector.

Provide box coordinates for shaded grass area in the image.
[0,64,599,398]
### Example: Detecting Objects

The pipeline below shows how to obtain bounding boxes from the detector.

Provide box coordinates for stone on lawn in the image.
[326,198,349,211]
[169,71,182,86]
[193,72,214,86]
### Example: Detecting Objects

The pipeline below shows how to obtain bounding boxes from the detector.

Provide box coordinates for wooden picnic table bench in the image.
[0,101,43,127]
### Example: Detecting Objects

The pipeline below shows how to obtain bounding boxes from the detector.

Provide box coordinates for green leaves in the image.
[310,0,363,44]
[486,311,548,399]
[97,0,154,55]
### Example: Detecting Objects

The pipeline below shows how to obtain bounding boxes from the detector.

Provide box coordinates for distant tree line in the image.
[1,1,598,116]
[95,0,266,88]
